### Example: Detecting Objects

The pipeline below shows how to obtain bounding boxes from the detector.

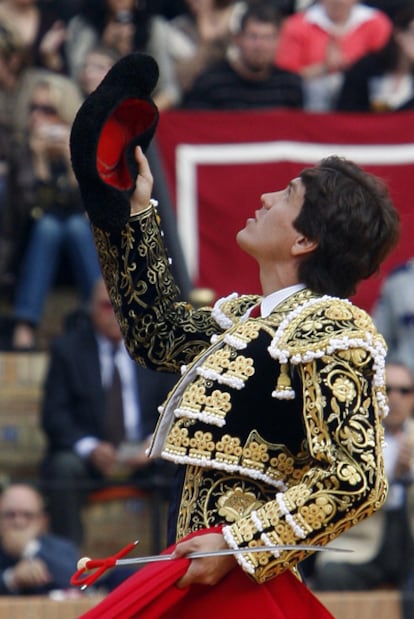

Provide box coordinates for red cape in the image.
[78,527,334,619]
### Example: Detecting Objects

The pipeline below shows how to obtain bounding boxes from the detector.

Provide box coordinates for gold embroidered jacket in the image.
[93,204,388,584]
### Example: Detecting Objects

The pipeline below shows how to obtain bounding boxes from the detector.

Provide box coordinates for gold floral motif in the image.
[165,423,190,449]
[175,467,272,540]
[269,453,295,476]
[202,348,232,372]
[227,356,255,381]
[242,441,269,464]
[353,311,374,330]
[189,430,215,453]
[216,435,243,456]
[301,318,323,333]
[339,464,362,486]
[325,305,354,321]
[338,348,369,366]
[232,321,262,340]
[274,522,299,545]
[235,519,256,542]
[217,487,263,522]
[331,376,357,403]
[282,484,312,509]
[201,347,255,386]
[204,390,232,416]
[259,502,282,527]
[179,381,207,411]
[299,496,334,530]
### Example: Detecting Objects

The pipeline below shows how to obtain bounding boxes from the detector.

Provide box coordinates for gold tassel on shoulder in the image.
[272,363,295,400]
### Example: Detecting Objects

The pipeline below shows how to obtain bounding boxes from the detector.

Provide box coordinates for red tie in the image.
[250,303,261,318]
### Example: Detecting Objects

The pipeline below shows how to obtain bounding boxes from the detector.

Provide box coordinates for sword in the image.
[116,543,352,566]
[71,540,353,590]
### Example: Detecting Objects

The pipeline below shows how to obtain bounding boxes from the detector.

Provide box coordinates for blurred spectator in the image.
[11,73,101,350]
[0,0,67,73]
[74,44,121,97]
[181,2,303,109]
[0,21,25,290]
[0,16,88,294]
[337,4,414,111]
[166,0,244,95]
[0,483,78,594]
[275,0,392,110]
[372,258,414,377]
[65,0,180,110]
[40,278,177,548]
[312,361,414,591]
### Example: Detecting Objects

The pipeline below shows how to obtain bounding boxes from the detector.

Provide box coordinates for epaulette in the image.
[211,292,260,330]
[267,295,388,415]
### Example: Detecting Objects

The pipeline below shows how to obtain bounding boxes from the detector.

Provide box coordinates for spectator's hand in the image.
[39,20,67,71]
[130,147,153,215]
[89,442,118,475]
[9,558,52,590]
[325,37,346,73]
[31,123,70,156]
[173,532,236,589]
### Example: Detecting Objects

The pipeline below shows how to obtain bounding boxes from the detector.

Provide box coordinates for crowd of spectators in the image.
[0,0,413,340]
[0,0,413,609]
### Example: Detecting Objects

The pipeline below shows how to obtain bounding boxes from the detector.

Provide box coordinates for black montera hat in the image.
[70,52,159,232]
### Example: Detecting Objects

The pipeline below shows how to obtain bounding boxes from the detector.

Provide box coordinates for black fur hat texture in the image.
[70,52,159,232]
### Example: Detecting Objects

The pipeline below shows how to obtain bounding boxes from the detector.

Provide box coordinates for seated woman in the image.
[11,73,101,350]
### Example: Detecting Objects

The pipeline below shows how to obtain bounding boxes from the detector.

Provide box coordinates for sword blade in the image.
[115,543,352,567]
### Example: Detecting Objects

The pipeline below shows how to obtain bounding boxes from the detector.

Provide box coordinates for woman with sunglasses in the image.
[11,74,101,350]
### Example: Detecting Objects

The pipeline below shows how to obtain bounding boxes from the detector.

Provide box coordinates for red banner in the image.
[156,109,414,312]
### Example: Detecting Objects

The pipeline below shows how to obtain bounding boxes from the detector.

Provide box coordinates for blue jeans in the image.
[14,213,101,325]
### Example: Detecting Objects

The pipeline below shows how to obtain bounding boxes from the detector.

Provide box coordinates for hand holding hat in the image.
[70,52,159,232]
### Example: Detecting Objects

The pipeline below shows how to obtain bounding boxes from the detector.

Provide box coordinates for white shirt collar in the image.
[306,3,376,35]
[259,283,306,317]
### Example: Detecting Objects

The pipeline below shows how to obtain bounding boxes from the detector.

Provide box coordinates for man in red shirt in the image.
[275,0,391,110]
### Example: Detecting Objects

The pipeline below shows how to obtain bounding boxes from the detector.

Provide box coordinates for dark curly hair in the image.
[294,156,400,298]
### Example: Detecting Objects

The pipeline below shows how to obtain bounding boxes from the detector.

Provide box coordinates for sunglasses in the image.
[386,385,414,396]
[29,102,57,115]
